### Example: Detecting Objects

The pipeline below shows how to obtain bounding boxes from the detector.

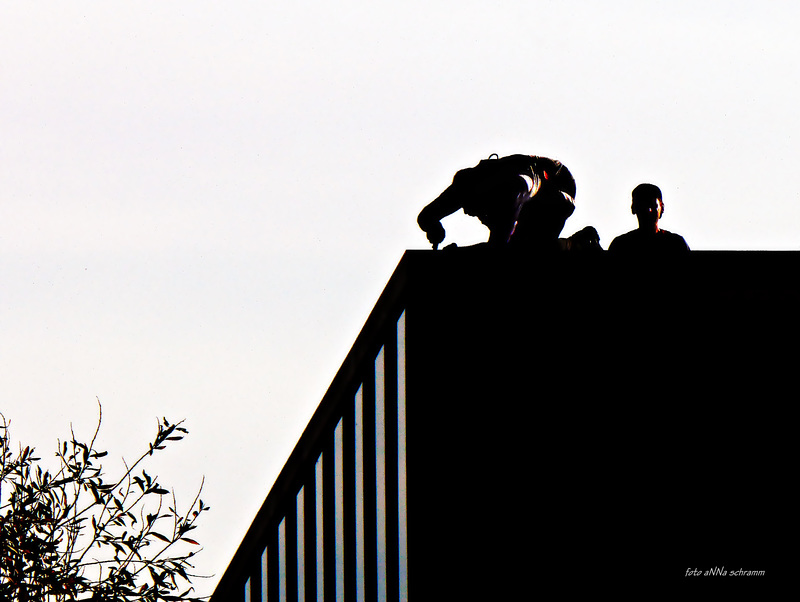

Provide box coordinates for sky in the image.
[2,0,799,596]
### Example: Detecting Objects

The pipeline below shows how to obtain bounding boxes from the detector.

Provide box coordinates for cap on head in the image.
[631,183,663,216]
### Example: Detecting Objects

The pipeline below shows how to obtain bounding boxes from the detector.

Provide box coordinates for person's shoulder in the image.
[608,229,639,251]
[658,229,690,250]
[611,229,639,241]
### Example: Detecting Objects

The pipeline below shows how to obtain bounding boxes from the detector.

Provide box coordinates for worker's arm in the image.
[417,179,464,250]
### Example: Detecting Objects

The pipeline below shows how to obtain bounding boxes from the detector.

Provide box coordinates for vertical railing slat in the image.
[278,519,287,602]
[314,456,324,602]
[397,312,408,602]
[355,387,365,602]
[261,546,269,602]
[248,551,262,602]
[342,389,357,601]
[285,497,298,601]
[296,487,305,602]
[323,433,337,601]
[267,525,279,601]
[362,354,378,601]
[383,327,399,602]
[334,422,345,601]
[304,467,317,602]
[375,347,387,602]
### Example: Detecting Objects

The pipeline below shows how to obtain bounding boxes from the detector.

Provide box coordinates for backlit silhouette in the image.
[608,183,689,254]
[417,154,601,252]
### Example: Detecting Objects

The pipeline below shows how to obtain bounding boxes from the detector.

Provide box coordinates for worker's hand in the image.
[569,226,602,251]
[424,222,446,250]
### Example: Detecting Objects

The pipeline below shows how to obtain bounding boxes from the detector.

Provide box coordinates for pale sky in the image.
[2,1,799,596]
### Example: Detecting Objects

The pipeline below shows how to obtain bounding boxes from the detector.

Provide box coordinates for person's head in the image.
[631,183,663,229]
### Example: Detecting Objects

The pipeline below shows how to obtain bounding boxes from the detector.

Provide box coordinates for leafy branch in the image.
[0,400,211,601]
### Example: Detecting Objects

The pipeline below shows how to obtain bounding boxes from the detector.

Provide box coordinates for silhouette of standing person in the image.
[417,154,600,251]
[608,184,689,254]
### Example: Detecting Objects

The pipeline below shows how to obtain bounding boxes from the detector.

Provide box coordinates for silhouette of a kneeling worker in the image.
[608,184,690,254]
[417,154,601,252]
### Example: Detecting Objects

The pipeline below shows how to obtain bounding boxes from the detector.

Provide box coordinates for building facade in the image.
[211,250,795,600]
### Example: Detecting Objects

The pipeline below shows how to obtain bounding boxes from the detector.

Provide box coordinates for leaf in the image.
[90,484,103,504]
[1,408,207,597]
[178,522,196,535]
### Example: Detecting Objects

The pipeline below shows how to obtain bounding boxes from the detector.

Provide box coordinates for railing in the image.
[214,250,798,599]
[211,257,410,602]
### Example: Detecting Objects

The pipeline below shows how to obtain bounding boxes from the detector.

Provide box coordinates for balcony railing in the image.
[211,255,411,602]
[213,250,797,599]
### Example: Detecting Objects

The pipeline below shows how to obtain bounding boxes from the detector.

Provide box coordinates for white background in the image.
[2,1,799,596]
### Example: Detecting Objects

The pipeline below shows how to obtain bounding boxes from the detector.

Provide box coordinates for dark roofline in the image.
[210,251,415,600]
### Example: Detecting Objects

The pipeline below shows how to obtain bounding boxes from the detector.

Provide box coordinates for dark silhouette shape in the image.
[417,154,601,251]
[608,183,690,254]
